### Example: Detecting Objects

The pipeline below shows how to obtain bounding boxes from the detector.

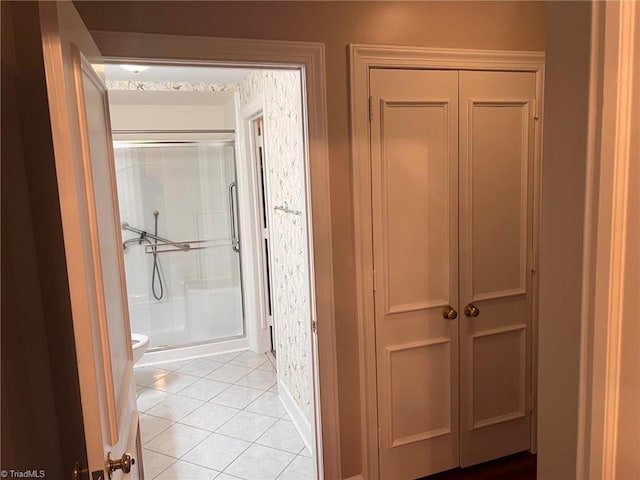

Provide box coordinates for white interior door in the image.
[39,2,139,479]
[458,70,536,466]
[253,117,276,348]
[370,67,536,477]
[370,68,460,480]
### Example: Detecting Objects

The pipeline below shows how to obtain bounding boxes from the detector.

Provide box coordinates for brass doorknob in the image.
[107,452,135,478]
[464,303,480,317]
[442,306,457,320]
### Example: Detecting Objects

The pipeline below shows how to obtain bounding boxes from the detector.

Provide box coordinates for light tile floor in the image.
[136,350,315,480]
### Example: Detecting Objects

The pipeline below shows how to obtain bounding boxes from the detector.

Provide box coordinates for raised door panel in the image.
[469,103,529,301]
[76,52,139,472]
[386,339,452,447]
[471,325,527,429]
[382,100,450,313]
[371,68,459,480]
[459,70,536,467]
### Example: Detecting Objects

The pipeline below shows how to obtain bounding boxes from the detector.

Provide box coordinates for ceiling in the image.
[104,64,253,84]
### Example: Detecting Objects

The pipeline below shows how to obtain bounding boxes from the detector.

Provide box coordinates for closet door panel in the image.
[383,100,450,312]
[470,104,529,300]
[371,68,459,480]
[459,70,536,467]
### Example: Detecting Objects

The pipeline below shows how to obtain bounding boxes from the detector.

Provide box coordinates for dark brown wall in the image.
[72,2,546,476]
[1,2,86,476]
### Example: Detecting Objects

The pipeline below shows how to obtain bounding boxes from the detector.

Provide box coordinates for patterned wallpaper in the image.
[239,71,313,423]
[106,80,239,92]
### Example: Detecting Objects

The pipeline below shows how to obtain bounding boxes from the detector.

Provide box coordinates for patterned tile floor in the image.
[135,350,315,480]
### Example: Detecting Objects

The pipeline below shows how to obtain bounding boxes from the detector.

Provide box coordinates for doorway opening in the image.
[105,62,317,479]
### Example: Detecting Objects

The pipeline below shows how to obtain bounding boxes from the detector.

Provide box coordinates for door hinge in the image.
[369,96,373,122]
[530,392,536,413]
[312,320,318,333]
[531,250,537,273]
[533,98,540,120]
[372,268,377,292]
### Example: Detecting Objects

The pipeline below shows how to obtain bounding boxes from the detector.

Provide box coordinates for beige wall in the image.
[73,2,546,476]
[109,92,235,132]
[537,2,591,479]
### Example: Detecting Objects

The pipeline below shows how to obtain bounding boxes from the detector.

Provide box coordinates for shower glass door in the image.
[114,141,244,349]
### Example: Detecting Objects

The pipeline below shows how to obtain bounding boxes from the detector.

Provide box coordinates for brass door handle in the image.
[107,452,135,478]
[464,303,480,317]
[442,306,457,320]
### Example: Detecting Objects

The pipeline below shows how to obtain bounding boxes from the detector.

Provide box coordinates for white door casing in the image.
[578,1,640,478]
[250,116,278,349]
[351,45,544,480]
[370,68,460,480]
[39,2,139,478]
[236,95,273,355]
[82,30,340,479]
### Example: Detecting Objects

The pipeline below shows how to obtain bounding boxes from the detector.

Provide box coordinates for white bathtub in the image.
[185,278,244,341]
[132,277,247,366]
[127,296,187,348]
[126,277,244,351]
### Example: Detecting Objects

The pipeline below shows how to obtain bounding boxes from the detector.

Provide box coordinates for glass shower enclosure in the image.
[114,141,244,350]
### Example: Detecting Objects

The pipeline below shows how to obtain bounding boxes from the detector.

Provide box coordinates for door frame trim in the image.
[237,99,273,355]
[91,31,340,479]
[349,44,545,480]
[577,1,639,477]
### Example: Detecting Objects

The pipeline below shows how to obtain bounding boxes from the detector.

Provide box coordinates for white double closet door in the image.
[370,68,536,480]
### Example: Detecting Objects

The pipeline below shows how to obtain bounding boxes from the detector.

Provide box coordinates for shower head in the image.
[153,210,159,217]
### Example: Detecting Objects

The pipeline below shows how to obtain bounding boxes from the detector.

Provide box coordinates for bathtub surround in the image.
[239,71,315,445]
[114,143,243,349]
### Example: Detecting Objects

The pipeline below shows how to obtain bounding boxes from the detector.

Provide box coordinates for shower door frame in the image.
[113,139,248,352]
[89,32,340,479]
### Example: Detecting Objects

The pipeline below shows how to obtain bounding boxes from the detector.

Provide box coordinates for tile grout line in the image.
[138,352,306,478]
[273,452,299,480]
[138,415,176,445]
[145,453,177,480]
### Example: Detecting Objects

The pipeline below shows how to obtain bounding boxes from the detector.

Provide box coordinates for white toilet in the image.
[131,333,150,364]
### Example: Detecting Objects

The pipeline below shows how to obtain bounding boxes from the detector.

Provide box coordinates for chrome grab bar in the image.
[121,222,191,250]
[274,203,302,216]
[229,182,240,253]
[144,238,231,254]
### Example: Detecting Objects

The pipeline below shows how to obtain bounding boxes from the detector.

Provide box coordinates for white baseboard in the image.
[278,379,313,455]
